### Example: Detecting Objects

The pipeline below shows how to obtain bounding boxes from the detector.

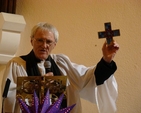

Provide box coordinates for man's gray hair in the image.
[30,22,59,42]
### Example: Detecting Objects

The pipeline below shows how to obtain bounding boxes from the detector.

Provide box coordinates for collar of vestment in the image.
[20,50,61,76]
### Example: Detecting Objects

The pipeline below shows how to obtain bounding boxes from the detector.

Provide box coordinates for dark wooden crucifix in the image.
[0,0,17,14]
[98,22,120,44]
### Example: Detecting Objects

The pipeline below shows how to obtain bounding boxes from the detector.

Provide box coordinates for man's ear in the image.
[52,42,56,49]
[31,38,33,46]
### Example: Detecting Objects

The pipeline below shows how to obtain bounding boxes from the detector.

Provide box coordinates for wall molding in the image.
[0,12,26,64]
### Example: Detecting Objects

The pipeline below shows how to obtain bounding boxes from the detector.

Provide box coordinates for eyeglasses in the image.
[34,38,55,46]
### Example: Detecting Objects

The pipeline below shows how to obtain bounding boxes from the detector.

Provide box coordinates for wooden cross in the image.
[98,22,120,44]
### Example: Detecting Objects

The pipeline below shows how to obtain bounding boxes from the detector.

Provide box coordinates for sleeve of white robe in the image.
[2,58,27,113]
[77,66,118,113]
[95,75,118,113]
[53,54,118,113]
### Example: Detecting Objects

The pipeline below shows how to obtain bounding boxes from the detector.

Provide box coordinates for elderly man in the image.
[2,22,119,113]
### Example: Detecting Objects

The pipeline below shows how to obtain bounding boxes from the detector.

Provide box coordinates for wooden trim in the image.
[0,0,16,14]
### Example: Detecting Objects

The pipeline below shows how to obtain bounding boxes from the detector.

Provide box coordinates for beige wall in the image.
[0,0,141,112]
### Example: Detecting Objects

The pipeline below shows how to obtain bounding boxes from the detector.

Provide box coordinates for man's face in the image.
[31,29,56,60]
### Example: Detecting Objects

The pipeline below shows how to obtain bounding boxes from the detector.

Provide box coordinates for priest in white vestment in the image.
[2,22,119,113]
